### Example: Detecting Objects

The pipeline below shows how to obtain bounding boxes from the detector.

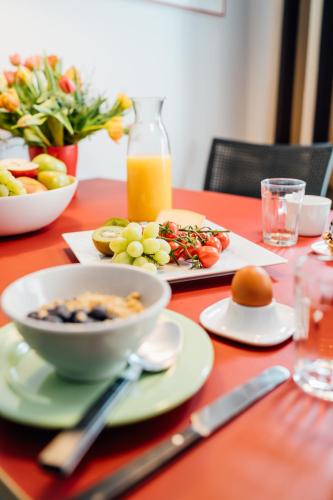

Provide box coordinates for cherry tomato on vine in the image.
[169,240,184,261]
[178,230,188,238]
[205,236,222,253]
[183,239,202,259]
[161,221,179,239]
[198,246,220,268]
[215,232,230,250]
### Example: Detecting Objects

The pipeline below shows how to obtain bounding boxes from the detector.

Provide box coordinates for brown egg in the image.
[231,266,273,307]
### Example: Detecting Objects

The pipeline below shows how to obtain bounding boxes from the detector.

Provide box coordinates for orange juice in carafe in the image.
[127,155,172,221]
[126,97,172,221]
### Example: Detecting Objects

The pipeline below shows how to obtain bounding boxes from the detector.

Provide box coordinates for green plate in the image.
[0,310,214,428]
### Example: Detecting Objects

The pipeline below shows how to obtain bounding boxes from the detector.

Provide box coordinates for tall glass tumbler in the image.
[294,255,333,401]
[261,178,306,246]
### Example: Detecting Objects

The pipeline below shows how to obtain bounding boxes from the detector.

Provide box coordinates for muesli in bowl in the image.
[1,264,171,381]
[28,291,144,323]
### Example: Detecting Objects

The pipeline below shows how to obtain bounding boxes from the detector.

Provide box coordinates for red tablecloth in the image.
[1,179,331,500]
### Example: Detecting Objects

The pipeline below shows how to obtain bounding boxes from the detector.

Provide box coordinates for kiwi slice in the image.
[103,217,129,228]
[92,225,123,256]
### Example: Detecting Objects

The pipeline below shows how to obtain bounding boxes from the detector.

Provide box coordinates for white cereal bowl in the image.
[1,264,171,381]
[0,179,78,236]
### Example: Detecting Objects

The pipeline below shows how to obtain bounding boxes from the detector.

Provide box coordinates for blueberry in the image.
[89,307,108,321]
[70,310,80,322]
[52,305,72,322]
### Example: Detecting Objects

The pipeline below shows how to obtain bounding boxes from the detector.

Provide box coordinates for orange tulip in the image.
[59,75,76,93]
[47,55,59,69]
[24,55,42,70]
[10,53,21,66]
[117,93,132,110]
[106,116,124,142]
[4,71,16,86]
[1,88,20,112]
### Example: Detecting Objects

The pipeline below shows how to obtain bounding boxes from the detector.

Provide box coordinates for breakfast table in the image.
[1,178,332,500]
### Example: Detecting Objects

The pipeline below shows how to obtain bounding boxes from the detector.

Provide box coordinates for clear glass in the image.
[294,255,333,401]
[261,178,306,246]
[127,97,172,222]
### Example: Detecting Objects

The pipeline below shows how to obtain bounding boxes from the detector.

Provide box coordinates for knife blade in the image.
[71,365,290,500]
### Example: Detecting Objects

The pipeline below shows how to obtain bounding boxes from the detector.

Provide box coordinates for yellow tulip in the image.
[16,66,32,85]
[1,88,20,112]
[0,72,8,92]
[116,93,132,110]
[106,116,124,142]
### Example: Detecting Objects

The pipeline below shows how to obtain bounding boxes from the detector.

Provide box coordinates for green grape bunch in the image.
[110,222,171,273]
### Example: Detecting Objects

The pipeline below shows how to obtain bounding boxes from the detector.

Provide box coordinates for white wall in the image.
[0,0,283,189]
[243,0,284,143]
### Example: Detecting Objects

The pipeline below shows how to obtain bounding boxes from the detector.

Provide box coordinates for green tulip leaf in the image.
[23,128,44,146]
[47,116,64,146]
[13,113,47,128]
[52,111,74,135]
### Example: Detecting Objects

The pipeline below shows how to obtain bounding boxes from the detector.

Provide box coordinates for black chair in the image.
[204,139,333,198]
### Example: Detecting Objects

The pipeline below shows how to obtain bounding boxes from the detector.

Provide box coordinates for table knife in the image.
[71,365,290,500]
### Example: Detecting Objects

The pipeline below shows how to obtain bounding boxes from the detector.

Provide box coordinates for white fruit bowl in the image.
[1,264,171,381]
[0,179,78,236]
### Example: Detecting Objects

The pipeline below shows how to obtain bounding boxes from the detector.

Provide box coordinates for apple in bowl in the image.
[0,158,38,178]
[0,154,78,236]
[17,177,47,194]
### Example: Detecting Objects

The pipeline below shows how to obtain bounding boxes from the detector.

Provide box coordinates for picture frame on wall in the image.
[148,0,226,16]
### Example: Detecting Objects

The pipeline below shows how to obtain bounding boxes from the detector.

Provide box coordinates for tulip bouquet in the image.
[0,54,131,147]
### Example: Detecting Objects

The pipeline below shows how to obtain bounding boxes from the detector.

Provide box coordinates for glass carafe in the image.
[127,97,172,221]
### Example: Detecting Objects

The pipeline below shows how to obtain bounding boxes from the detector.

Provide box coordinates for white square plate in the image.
[62,221,287,283]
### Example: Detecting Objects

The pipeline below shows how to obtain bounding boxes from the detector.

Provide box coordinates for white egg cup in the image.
[200,298,295,346]
[221,299,279,333]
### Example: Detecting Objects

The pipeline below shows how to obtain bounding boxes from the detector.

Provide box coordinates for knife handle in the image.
[39,374,135,476]
[72,426,202,500]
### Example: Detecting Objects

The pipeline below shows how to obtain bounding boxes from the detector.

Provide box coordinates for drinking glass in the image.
[294,255,333,401]
[261,178,306,246]
[127,97,172,222]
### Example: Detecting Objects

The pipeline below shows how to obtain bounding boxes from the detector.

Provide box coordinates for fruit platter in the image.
[63,209,287,283]
[0,154,77,236]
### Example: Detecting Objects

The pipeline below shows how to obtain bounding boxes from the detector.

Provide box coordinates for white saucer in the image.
[311,240,332,257]
[200,298,295,346]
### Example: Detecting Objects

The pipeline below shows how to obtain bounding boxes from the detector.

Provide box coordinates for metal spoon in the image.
[38,320,182,476]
